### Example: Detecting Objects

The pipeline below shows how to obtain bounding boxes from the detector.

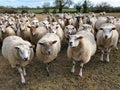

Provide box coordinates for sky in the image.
[0,0,120,8]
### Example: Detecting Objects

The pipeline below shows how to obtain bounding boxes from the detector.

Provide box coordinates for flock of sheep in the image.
[0,12,120,84]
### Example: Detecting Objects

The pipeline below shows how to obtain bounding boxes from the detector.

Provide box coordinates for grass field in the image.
[17,8,76,14]
[0,13,120,90]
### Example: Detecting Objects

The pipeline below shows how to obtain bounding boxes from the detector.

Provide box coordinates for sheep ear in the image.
[27,25,31,28]
[26,20,28,22]
[72,27,75,30]
[39,42,44,46]
[76,36,83,40]
[112,27,116,30]
[66,34,70,39]
[15,46,20,50]
[100,28,103,30]
[56,26,58,29]
[65,26,68,30]
[30,45,35,48]
[36,25,39,28]
[52,41,57,44]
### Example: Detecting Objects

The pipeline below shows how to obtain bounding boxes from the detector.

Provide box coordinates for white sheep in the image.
[28,25,48,45]
[64,25,77,38]
[67,30,96,76]
[36,33,61,76]
[78,24,94,34]
[48,22,64,41]
[73,15,83,29]
[95,16,107,31]
[115,18,120,42]
[85,15,97,29]
[16,18,31,41]
[0,24,16,40]
[2,35,34,83]
[96,23,118,62]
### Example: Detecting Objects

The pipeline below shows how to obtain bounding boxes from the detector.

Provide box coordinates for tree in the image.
[82,0,92,13]
[74,2,82,13]
[94,2,111,13]
[82,0,88,13]
[54,0,73,13]
[42,2,50,13]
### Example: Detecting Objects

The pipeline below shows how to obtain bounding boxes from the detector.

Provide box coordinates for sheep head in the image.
[68,35,83,47]
[64,25,76,38]
[100,27,116,39]
[38,41,57,55]
[15,44,34,61]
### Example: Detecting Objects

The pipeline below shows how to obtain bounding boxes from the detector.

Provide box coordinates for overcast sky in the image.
[0,0,120,8]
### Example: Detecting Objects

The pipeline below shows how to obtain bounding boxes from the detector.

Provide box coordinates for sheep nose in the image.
[47,50,51,55]
[69,42,73,46]
[24,57,28,61]
[105,35,108,39]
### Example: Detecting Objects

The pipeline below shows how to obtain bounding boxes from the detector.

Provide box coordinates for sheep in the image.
[73,15,83,29]
[36,33,61,76]
[95,16,116,31]
[28,24,48,45]
[16,18,31,41]
[78,24,94,34]
[57,18,65,29]
[2,35,34,83]
[114,18,120,42]
[96,23,118,62]
[48,22,64,41]
[64,15,73,26]
[67,30,96,76]
[64,25,77,39]
[0,24,16,40]
[85,15,97,29]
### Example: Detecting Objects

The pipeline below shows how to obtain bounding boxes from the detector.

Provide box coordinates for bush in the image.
[0,8,17,14]
[21,9,28,14]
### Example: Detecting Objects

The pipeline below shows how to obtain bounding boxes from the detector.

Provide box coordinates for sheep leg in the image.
[23,67,26,76]
[106,48,111,62]
[100,50,104,61]
[71,61,76,73]
[79,63,84,77]
[17,67,25,84]
[45,63,50,76]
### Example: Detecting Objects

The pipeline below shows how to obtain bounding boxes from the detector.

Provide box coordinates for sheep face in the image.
[49,25,60,34]
[19,19,29,31]
[15,45,32,61]
[0,25,5,33]
[39,41,57,55]
[100,27,116,39]
[65,25,76,35]
[28,25,38,36]
[68,35,83,47]
[82,24,92,32]
[31,20,39,27]
[107,17,115,23]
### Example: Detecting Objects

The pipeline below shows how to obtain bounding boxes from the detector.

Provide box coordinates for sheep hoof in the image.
[23,73,27,76]
[106,60,110,63]
[47,73,50,77]
[79,72,82,77]
[115,47,118,50]
[79,74,82,77]
[21,80,25,84]
[71,69,75,73]
[100,59,104,62]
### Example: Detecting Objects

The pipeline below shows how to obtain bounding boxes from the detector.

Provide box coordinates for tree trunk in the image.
[59,0,63,13]
[59,7,62,13]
